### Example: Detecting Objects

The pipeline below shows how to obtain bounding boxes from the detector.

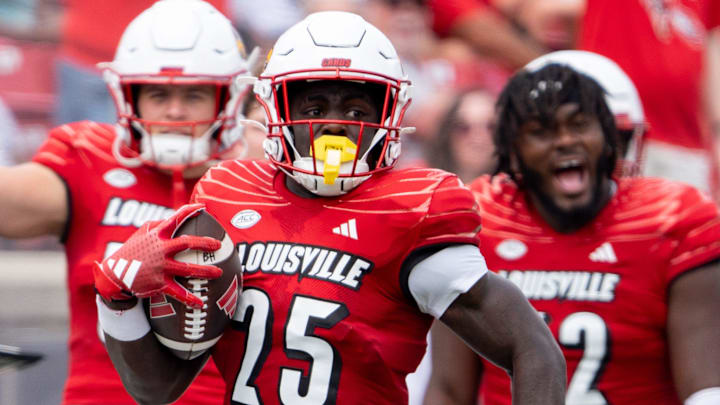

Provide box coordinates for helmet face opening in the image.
[263,75,407,183]
[100,0,253,171]
[111,79,245,171]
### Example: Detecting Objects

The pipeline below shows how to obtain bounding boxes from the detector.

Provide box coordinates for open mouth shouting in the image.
[552,158,589,197]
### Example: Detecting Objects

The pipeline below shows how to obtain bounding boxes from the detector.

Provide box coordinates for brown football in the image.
[142,209,242,360]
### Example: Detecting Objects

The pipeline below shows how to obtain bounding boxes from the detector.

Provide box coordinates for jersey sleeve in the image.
[32,121,116,182]
[414,175,482,250]
[189,160,230,205]
[32,125,80,180]
[408,244,489,318]
[666,187,720,282]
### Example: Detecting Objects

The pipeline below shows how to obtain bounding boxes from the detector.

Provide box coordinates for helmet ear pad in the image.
[127,84,143,141]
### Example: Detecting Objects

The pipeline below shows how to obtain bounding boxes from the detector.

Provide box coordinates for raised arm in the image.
[441,272,566,405]
[0,162,68,238]
[668,260,720,403]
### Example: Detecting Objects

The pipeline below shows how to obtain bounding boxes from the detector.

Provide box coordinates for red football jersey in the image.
[32,122,226,404]
[469,174,720,405]
[191,159,481,405]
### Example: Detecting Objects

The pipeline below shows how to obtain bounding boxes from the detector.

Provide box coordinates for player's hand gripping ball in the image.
[143,208,242,360]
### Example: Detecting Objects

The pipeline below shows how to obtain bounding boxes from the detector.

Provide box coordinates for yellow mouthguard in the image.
[311,135,358,184]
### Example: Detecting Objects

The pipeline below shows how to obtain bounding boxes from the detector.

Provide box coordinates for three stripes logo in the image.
[106,258,143,289]
[332,218,358,240]
[589,242,617,263]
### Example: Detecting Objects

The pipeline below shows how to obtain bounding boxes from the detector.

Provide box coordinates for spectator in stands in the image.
[227,0,303,51]
[361,0,508,166]
[580,0,719,198]
[427,0,548,70]
[425,87,498,182]
[0,0,62,43]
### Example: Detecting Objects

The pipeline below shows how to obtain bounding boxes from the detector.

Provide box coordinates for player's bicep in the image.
[667,260,720,401]
[0,162,68,237]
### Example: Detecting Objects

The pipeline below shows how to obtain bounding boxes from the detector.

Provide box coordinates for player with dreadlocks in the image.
[425,62,720,405]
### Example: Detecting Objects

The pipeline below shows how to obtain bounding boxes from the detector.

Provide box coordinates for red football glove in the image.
[93,204,223,308]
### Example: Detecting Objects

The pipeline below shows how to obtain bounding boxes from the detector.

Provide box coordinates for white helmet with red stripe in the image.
[255,11,413,196]
[524,50,647,173]
[99,0,255,170]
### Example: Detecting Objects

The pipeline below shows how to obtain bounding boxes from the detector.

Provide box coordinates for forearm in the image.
[509,338,566,405]
[98,297,206,404]
[0,163,67,238]
[441,273,566,404]
[451,10,546,69]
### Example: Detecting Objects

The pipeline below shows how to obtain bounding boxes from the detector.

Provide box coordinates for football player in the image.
[92,11,566,405]
[424,54,720,405]
[0,0,256,404]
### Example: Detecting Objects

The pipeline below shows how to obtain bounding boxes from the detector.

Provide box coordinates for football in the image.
[142,209,242,360]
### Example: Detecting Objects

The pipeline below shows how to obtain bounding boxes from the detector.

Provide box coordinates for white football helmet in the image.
[524,50,647,173]
[99,0,256,171]
[255,11,413,196]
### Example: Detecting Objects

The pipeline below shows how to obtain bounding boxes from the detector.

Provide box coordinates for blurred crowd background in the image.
[1,1,718,231]
[0,0,718,403]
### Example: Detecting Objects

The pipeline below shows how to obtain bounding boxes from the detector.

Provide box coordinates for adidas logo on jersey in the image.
[332,219,358,240]
[589,242,617,263]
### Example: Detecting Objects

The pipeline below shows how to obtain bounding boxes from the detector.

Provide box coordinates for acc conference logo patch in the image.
[231,209,261,229]
[495,239,527,261]
[103,168,137,188]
